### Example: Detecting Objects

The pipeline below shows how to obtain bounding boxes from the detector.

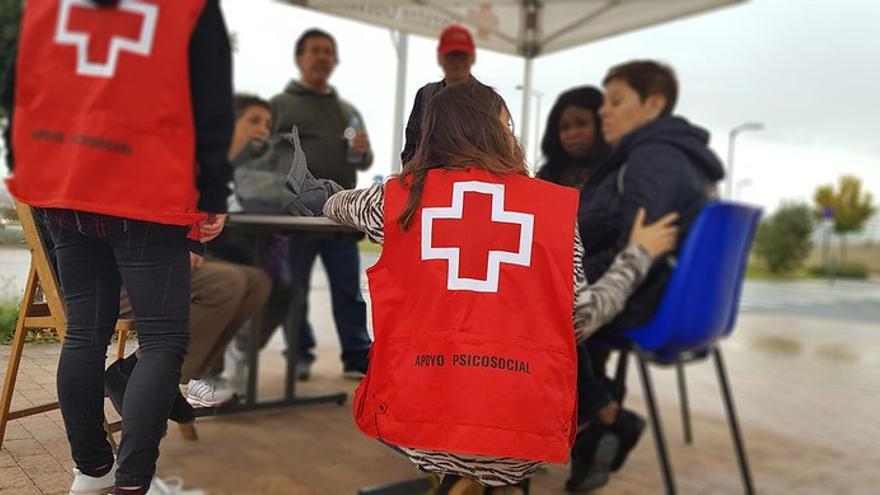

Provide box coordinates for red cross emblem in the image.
[422,181,534,293]
[54,0,158,78]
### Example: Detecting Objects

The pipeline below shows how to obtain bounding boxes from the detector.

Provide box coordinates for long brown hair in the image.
[398,82,527,230]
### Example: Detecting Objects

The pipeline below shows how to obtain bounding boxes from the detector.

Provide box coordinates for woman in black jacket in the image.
[536,86,608,189]
[567,60,725,493]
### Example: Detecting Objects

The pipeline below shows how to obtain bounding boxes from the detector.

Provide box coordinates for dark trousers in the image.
[577,340,613,424]
[44,210,190,488]
[288,235,371,367]
[577,296,663,422]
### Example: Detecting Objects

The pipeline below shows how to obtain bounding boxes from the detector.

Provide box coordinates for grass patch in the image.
[807,262,869,280]
[806,243,880,275]
[0,302,61,345]
[0,304,18,344]
[0,307,62,344]
[745,263,812,281]
[358,239,382,254]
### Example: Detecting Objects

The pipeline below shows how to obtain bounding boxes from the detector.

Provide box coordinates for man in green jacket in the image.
[270,28,372,380]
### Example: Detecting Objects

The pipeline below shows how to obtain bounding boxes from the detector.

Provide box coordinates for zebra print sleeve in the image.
[572,227,653,342]
[323,182,386,245]
[572,227,589,334]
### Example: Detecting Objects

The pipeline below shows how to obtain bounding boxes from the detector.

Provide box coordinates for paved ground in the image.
[739,279,880,324]
[2,251,879,494]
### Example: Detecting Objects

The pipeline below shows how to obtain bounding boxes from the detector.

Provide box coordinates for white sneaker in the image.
[220,339,248,395]
[145,476,205,495]
[69,464,115,494]
[185,377,236,407]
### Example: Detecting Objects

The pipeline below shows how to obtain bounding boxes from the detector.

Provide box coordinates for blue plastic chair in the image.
[601,201,762,495]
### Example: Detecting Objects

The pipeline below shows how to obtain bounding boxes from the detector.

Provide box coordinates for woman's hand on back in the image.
[628,208,679,259]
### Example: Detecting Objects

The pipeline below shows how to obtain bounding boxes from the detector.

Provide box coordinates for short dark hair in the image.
[294,28,337,59]
[603,60,678,116]
[233,94,269,121]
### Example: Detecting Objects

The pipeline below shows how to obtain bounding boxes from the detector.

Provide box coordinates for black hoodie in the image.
[577,115,725,328]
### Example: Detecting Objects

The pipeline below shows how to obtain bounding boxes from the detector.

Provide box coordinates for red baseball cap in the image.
[438,25,475,55]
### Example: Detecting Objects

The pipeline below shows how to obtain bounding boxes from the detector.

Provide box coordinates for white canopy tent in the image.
[279,0,744,172]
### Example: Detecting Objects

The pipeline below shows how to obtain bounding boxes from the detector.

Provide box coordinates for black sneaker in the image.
[609,409,646,472]
[565,425,618,492]
[105,357,195,424]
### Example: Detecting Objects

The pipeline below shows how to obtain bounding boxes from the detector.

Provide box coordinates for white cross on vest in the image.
[421,181,534,293]
[54,0,158,78]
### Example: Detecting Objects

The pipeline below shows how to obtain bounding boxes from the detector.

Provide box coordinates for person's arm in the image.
[189,0,233,213]
[323,181,385,245]
[572,225,652,341]
[352,107,373,171]
[400,86,424,165]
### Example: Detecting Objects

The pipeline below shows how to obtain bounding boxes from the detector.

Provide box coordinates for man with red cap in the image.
[400,24,483,166]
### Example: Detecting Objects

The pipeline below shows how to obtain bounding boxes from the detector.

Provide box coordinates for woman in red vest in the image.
[315,82,678,494]
[6,1,232,493]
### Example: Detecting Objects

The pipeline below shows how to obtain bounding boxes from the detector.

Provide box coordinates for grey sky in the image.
[225,0,878,212]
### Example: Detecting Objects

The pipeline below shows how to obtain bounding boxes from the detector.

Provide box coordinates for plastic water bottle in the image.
[344,115,364,164]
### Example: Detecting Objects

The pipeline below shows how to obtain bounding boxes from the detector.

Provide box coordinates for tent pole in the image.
[520,56,534,174]
[391,30,409,175]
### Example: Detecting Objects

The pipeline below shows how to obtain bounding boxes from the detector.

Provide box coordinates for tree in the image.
[754,202,814,274]
[813,175,876,260]
[0,0,22,120]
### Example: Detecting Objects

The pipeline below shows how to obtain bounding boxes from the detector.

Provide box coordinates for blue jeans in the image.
[288,235,371,368]
[43,210,190,488]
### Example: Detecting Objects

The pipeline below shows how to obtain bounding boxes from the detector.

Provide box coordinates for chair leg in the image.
[635,351,677,495]
[116,330,128,360]
[676,362,693,445]
[104,418,119,453]
[178,422,198,441]
[713,347,755,495]
[0,267,39,449]
[0,311,29,449]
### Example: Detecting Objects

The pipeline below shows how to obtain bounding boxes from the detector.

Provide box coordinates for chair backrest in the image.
[625,201,762,354]
[15,201,68,328]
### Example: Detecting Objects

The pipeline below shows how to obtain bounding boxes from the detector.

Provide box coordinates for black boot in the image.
[565,424,618,492]
[608,408,646,472]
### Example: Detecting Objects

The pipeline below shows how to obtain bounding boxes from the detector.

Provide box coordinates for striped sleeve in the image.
[398,447,543,487]
[323,182,386,245]
[572,225,653,341]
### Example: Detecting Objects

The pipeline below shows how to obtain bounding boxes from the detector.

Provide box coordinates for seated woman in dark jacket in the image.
[567,60,725,492]
[536,86,609,189]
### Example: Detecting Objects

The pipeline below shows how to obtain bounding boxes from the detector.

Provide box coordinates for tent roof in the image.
[280,0,744,57]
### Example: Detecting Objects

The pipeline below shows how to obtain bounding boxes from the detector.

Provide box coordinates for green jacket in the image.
[270,80,372,189]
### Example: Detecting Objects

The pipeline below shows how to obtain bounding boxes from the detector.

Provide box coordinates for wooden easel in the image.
[0,201,196,448]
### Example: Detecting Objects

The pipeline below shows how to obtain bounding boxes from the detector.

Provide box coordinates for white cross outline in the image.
[421,181,534,293]
[54,0,158,78]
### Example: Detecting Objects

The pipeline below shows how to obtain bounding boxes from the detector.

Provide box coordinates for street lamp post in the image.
[725,122,764,200]
[734,178,753,201]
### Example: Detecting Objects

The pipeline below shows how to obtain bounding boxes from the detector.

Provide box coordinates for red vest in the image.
[356,168,578,463]
[9,0,206,226]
